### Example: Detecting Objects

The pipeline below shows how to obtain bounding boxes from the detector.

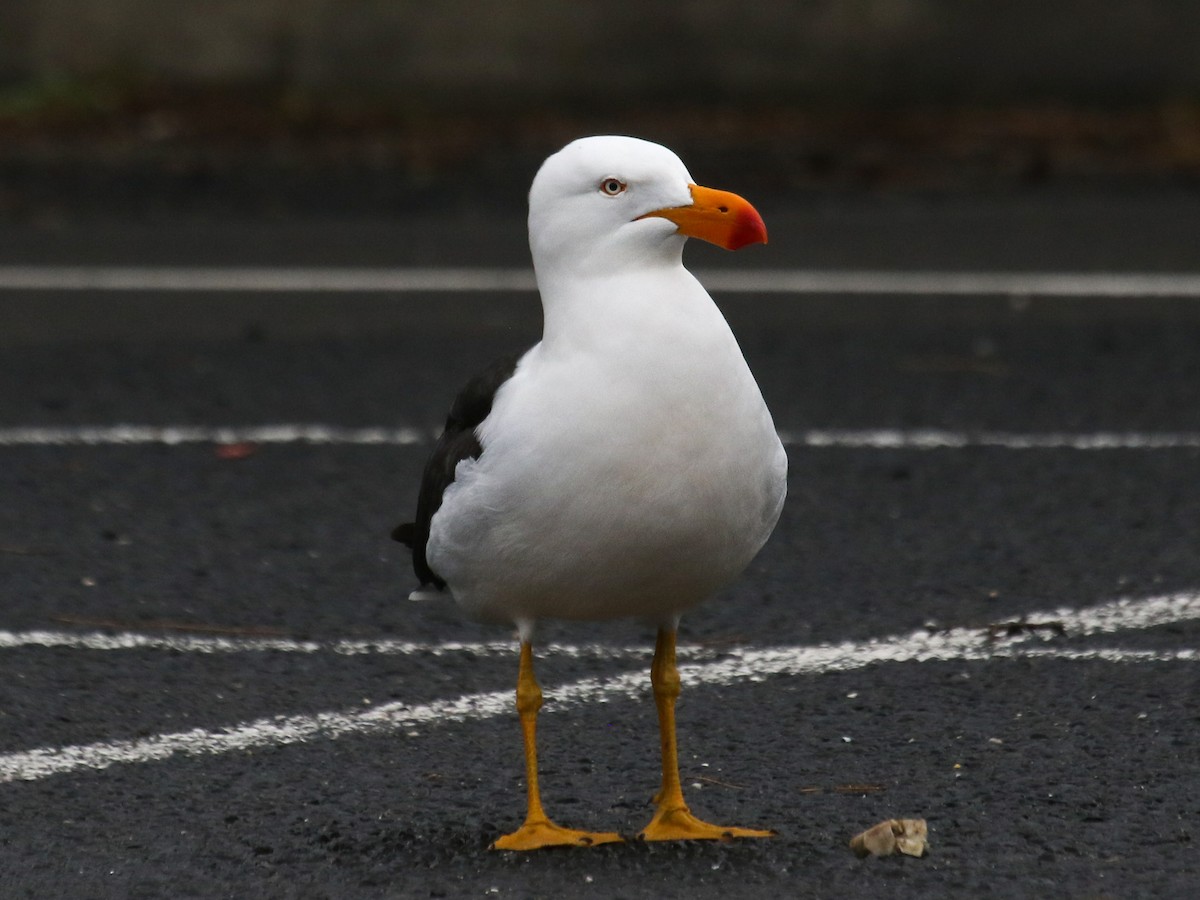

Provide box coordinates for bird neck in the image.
[536,263,712,356]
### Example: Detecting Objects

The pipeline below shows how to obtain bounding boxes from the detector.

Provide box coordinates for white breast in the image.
[426,268,787,625]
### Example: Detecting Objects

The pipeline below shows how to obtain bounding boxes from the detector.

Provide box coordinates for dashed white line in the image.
[3,424,1200,451]
[4,266,1200,297]
[1,591,1196,784]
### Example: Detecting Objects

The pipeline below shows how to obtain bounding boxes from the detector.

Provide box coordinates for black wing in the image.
[393,352,523,588]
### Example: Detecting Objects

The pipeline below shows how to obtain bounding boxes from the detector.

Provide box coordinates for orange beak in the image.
[638,184,768,251]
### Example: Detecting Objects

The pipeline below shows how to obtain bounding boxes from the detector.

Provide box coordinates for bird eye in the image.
[599,178,627,196]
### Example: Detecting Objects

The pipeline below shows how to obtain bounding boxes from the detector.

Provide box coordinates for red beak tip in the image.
[729,211,768,251]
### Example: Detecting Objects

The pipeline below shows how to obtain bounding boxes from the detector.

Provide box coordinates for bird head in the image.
[528,136,767,280]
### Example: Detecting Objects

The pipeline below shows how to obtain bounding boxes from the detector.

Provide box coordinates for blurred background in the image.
[2,0,1199,219]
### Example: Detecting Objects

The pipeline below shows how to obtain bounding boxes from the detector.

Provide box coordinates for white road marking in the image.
[699,269,1200,298]
[2,592,1194,659]
[0,424,431,447]
[4,424,1200,451]
[0,630,710,661]
[4,265,1200,297]
[1,591,1196,784]
[0,267,539,293]
[783,428,1200,450]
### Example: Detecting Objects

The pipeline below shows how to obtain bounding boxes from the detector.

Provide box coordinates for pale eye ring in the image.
[599,178,627,196]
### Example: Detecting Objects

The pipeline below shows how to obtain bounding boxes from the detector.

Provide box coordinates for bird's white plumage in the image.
[425,136,787,632]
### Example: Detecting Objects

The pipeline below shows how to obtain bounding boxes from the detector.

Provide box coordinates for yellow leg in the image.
[491,641,623,851]
[637,627,775,842]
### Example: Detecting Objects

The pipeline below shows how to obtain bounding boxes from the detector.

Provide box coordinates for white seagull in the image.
[394,135,787,851]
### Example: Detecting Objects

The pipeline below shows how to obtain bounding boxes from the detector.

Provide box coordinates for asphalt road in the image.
[2,192,1200,897]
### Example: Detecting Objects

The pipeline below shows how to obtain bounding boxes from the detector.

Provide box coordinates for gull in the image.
[394,135,786,850]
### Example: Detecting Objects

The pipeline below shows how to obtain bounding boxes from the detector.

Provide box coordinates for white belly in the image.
[426,307,787,626]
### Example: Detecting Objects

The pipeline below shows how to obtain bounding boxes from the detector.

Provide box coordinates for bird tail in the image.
[391,522,446,598]
[391,522,415,546]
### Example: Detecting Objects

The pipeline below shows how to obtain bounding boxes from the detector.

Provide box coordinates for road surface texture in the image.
[1,192,1199,897]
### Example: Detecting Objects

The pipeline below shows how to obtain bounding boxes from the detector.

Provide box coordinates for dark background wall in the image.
[3,2,1199,215]
[3,1,1199,106]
